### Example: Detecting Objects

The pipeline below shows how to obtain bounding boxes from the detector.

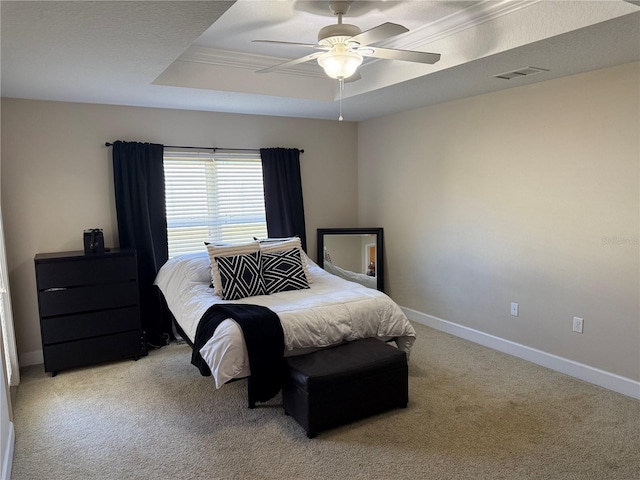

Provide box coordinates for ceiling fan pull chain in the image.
[338,78,344,121]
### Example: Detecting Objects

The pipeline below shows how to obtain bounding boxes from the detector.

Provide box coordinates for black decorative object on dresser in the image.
[34,249,146,376]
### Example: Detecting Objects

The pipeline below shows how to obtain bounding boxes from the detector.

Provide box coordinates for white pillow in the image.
[253,236,295,244]
[259,237,313,284]
[172,252,211,283]
[206,241,261,296]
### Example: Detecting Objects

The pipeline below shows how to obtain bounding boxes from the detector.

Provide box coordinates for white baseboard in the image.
[402,307,640,400]
[1,421,14,480]
[19,349,43,367]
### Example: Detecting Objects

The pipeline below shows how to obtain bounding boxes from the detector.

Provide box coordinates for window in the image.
[163,150,268,258]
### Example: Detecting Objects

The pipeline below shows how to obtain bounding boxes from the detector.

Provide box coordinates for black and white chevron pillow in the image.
[216,251,267,300]
[262,247,310,294]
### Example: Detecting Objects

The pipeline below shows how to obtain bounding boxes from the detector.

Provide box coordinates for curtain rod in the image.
[104,143,304,154]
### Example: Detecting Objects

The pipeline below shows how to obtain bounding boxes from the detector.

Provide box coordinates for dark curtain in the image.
[112,141,172,348]
[260,148,307,251]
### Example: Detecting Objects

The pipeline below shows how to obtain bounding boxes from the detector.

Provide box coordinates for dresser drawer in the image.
[41,306,139,344]
[38,282,138,317]
[36,254,136,290]
[43,330,143,373]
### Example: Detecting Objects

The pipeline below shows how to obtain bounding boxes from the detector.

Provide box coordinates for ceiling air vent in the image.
[492,66,549,80]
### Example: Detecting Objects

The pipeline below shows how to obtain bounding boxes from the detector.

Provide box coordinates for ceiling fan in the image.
[253,1,441,81]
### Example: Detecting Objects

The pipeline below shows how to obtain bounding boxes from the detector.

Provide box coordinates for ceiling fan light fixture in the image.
[317,48,363,79]
[254,2,441,79]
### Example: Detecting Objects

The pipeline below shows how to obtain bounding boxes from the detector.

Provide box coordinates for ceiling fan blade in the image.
[252,40,325,49]
[361,46,441,64]
[349,22,409,46]
[255,52,323,74]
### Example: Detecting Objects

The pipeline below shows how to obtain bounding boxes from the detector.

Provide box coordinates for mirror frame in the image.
[316,227,384,292]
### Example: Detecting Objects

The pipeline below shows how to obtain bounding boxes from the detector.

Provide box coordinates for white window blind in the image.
[163,150,268,258]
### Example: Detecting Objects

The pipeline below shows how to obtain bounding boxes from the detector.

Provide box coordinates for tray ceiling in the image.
[1,1,639,121]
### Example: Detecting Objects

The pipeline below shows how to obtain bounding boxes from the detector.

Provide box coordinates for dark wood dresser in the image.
[34,249,145,375]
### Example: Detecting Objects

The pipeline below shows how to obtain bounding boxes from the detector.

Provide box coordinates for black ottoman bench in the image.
[282,338,409,438]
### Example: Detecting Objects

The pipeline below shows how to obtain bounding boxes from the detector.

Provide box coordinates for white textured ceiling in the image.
[1,1,639,121]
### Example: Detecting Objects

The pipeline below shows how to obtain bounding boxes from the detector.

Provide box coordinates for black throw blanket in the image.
[191,303,285,403]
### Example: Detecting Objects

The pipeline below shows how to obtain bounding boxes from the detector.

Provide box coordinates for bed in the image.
[322,259,377,289]
[154,243,416,393]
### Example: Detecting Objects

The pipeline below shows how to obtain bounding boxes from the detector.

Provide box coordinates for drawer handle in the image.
[43,287,67,292]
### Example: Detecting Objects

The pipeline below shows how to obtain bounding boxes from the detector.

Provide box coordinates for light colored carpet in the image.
[10,322,640,480]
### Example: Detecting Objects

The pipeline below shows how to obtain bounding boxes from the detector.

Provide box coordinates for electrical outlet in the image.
[573,317,584,333]
[510,302,519,317]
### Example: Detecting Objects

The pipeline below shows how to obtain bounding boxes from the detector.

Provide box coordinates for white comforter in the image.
[154,252,416,388]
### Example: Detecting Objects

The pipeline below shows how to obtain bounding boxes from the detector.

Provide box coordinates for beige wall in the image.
[358,62,640,381]
[0,100,358,360]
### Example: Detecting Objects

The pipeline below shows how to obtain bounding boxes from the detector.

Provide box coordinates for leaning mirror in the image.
[316,228,384,292]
